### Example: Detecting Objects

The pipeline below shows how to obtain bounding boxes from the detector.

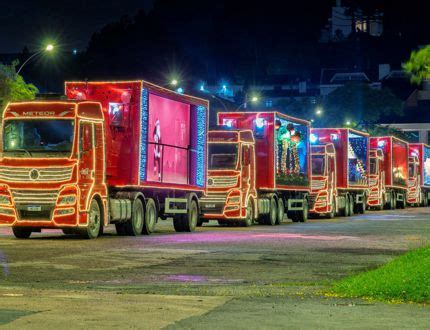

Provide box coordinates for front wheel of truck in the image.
[242,199,254,227]
[80,199,102,239]
[12,227,32,239]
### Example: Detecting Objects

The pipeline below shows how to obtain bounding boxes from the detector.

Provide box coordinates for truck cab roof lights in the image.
[377,140,386,148]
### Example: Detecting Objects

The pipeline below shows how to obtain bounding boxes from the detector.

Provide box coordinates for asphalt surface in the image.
[0,208,430,328]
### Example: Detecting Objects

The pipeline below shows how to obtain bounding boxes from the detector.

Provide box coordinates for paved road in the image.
[0,208,430,328]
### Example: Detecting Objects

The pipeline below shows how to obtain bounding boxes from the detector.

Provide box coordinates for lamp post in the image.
[235,94,260,111]
[16,44,54,75]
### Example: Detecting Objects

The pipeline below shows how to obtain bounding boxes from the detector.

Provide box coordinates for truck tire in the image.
[174,199,198,232]
[142,198,157,235]
[242,199,254,227]
[341,196,350,217]
[125,198,144,236]
[398,194,406,209]
[327,197,336,219]
[265,197,277,225]
[291,199,308,222]
[80,199,102,239]
[276,198,284,225]
[389,192,396,210]
[357,195,366,214]
[348,195,354,216]
[12,227,32,239]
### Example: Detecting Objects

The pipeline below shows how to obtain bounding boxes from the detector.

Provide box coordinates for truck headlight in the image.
[0,195,11,206]
[58,196,76,205]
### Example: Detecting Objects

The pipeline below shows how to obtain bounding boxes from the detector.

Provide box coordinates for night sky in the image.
[0,0,154,53]
[1,0,428,54]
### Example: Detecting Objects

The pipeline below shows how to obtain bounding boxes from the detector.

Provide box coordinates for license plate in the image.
[27,205,41,212]
[205,204,216,209]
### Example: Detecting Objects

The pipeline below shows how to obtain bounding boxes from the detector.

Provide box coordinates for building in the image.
[320,0,383,43]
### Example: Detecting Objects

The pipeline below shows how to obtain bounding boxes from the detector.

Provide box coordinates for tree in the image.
[320,83,403,129]
[0,60,38,116]
[403,45,430,85]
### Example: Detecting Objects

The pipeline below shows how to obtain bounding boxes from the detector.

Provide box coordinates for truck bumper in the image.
[200,195,242,220]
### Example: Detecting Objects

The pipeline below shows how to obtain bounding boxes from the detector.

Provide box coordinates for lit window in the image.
[265,100,273,108]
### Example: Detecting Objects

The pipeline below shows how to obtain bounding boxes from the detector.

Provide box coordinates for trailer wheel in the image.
[276,198,284,225]
[348,195,355,216]
[80,199,102,239]
[142,198,157,235]
[341,196,350,217]
[389,192,396,210]
[264,197,277,225]
[12,227,32,239]
[125,198,144,236]
[174,199,198,232]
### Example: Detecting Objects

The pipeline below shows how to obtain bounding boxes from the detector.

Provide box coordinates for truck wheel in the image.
[12,227,32,239]
[399,195,406,209]
[276,198,284,225]
[142,198,157,235]
[358,195,366,214]
[327,198,336,219]
[348,195,354,216]
[297,199,308,222]
[174,199,198,232]
[265,197,277,225]
[80,199,102,239]
[242,199,254,227]
[125,198,144,236]
[390,192,396,210]
[341,196,350,217]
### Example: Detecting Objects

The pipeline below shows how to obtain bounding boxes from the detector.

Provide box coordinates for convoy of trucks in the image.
[0,78,427,238]
[0,80,208,238]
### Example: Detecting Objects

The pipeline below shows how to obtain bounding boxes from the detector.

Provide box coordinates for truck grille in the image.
[11,190,59,205]
[0,167,73,183]
[207,176,238,188]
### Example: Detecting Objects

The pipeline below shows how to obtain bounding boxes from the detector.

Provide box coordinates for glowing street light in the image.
[170,79,179,87]
[315,106,323,116]
[251,96,259,103]
[345,120,351,126]
[16,43,55,75]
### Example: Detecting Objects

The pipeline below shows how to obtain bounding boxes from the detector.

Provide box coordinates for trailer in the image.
[407,143,430,206]
[369,136,408,209]
[200,112,311,225]
[309,128,369,217]
[0,80,208,238]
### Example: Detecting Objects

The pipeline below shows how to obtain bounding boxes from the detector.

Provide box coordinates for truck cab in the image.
[309,143,336,217]
[367,149,385,209]
[0,101,107,238]
[407,155,421,205]
[201,130,257,226]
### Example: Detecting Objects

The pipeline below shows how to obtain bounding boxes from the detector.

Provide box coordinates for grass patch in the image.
[331,246,430,304]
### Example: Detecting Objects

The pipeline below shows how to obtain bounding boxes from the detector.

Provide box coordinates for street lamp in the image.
[235,94,260,111]
[345,120,351,126]
[315,106,323,116]
[170,79,179,87]
[16,44,54,75]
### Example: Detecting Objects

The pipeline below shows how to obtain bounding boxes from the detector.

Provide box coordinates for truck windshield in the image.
[311,155,325,175]
[3,120,74,158]
[208,143,238,170]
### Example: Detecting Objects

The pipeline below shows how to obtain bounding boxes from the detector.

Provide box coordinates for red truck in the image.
[309,128,369,217]
[0,80,208,238]
[407,143,430,206]
[368,136,408,209]
[201,112,311,225]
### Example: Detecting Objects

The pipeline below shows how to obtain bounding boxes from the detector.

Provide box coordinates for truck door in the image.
[78,122,95,212]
